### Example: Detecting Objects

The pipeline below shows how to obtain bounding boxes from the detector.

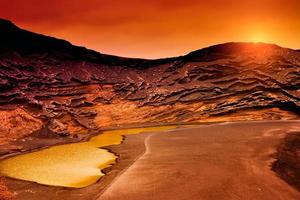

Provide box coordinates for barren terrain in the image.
[99,121,300,200]
[1,18,300,199]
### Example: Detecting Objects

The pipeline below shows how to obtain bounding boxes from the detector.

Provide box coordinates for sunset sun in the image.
[250,31,268,43]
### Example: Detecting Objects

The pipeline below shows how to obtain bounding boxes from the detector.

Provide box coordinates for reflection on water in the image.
[0,126,176,188]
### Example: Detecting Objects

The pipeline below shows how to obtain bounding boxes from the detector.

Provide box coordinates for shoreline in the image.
[1,120,300,200]
[2,131,158,200]
[3,119,298,160]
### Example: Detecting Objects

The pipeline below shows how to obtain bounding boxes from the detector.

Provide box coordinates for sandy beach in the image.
[98,121,300,200]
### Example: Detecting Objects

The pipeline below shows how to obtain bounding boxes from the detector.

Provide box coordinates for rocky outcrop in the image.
[0,108,43,145]
[47,119,69,136]
[272,131,300,191]
[0,178,15,200]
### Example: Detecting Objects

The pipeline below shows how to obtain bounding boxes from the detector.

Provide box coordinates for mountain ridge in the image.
[0,18,298,61]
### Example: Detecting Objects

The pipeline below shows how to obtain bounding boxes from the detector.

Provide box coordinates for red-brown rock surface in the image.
[0,18,300,140]
[0,178,15,200]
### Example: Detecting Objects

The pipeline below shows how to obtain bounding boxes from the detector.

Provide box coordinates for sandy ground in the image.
[98,121,300,200]
[3,121,300,200]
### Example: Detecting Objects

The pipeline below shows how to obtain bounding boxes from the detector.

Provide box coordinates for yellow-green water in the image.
[0,126,176,188]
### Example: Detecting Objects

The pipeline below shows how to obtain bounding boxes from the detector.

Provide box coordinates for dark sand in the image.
[272,131,300,191]
[98,121,300,200]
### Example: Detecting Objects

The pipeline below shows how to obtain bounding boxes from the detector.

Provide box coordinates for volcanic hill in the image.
[0,18,300,150]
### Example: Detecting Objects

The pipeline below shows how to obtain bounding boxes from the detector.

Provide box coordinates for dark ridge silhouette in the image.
[0,19,177,67]
[2,19,297,66]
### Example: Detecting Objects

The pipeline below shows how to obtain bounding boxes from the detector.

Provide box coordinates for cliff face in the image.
[0,19,300,145]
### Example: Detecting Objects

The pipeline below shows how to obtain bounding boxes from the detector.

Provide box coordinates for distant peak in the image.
[182,42,292,62]
[202,42,281,52]
[188,42,284,56]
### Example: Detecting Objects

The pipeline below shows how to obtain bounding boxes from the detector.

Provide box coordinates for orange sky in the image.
[0,0,299,58]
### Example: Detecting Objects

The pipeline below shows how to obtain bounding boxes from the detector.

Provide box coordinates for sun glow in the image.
[250,32,268,43]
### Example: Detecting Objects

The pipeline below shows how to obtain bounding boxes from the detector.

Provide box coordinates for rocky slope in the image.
[0,18,300,147]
